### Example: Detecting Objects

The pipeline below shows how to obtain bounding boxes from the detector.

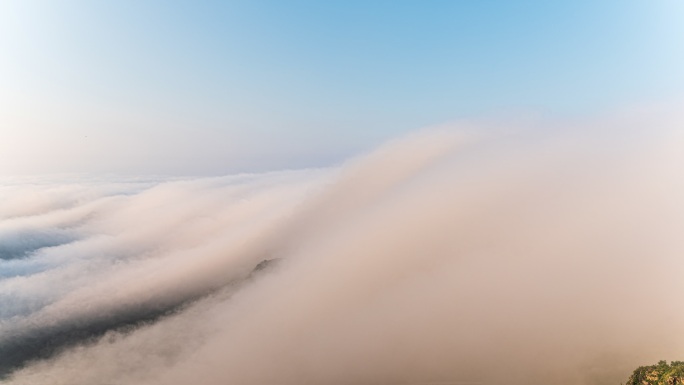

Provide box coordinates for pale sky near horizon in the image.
[1,0,683,176]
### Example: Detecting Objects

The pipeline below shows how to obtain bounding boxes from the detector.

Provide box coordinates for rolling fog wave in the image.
[1,113,683,385]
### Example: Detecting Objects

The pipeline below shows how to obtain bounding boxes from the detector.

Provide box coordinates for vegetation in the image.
[625,361,684,385]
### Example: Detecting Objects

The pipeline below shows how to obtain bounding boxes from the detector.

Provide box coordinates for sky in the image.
[1,0,683,176]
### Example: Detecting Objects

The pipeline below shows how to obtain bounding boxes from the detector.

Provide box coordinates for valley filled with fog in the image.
[2,114,684,385]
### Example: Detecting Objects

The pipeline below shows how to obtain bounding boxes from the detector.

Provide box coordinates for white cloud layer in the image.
[1,110,684,385]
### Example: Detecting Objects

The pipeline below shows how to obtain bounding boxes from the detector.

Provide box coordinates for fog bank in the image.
[1,111,684,385]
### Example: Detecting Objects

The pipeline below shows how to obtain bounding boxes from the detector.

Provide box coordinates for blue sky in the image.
[1,0,683,175]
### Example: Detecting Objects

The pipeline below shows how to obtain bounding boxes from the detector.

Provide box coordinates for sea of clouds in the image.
[1,110,684,385]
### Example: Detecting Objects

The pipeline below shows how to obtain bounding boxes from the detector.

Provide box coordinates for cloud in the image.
[1,109,684,385]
